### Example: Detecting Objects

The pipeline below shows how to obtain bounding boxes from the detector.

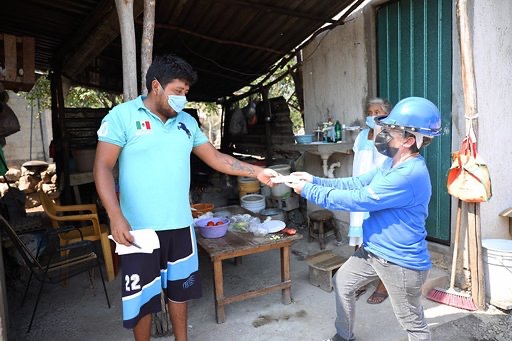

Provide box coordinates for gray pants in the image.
[332,247,431,341]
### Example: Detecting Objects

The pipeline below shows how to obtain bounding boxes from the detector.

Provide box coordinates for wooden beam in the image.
[210,0,336,24]
[59,0,144,77]
[194,66,249,82]
[3,34,17,81]
[138,21,284,55]
[22,37,35,85]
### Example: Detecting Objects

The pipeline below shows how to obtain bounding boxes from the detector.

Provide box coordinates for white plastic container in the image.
[482,239,512,309]
[240,194,265,213]
[269,164,291,197]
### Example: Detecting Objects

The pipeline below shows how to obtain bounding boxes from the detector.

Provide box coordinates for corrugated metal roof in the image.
[0,0,358,101]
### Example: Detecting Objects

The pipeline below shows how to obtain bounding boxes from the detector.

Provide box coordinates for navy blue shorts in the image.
[121,226,202,329]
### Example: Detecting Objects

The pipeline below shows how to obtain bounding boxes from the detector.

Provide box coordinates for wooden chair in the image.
[0,215,111,332]
[38,192,115,281]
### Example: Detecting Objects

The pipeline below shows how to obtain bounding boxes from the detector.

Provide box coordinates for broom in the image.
[426,199,477,311]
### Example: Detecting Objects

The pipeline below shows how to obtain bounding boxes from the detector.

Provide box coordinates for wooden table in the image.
[196,226,302,323]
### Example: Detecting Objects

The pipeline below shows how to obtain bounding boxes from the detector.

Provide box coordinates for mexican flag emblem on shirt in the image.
[136,120,151,130]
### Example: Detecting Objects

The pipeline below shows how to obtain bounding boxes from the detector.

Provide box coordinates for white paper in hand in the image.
[108,229,160,255]
[271,175,301,184]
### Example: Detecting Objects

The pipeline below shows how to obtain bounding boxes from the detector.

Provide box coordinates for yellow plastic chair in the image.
[38,191,115,281]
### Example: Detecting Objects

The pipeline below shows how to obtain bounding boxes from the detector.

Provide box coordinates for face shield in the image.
[374,116,432,149]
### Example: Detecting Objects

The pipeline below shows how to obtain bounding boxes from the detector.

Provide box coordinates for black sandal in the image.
[355,287,367,300]
[366,291,388,304]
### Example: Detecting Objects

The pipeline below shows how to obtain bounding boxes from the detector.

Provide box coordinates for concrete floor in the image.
[7,234,511,341]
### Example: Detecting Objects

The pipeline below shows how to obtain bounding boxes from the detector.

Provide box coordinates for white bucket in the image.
[240,194,265,213]
[269,164,291,197]
[482,239,512,308]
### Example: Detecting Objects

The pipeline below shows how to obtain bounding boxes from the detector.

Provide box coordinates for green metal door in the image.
[376,0,452,243]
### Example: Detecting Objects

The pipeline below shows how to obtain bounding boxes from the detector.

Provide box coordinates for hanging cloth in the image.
[447,119,492,202]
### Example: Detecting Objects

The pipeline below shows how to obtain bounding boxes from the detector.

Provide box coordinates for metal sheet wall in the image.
[376,0,453,243]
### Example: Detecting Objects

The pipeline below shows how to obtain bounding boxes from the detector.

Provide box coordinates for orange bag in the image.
[447,135,492,202]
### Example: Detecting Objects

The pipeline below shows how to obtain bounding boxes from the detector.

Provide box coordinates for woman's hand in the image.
[286,180,306,195]
[290,171,313,183]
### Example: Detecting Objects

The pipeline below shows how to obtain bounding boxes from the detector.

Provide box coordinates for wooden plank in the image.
[3,34,17,81]
[197,228,301,259]
[210,238,298,261]
[280,246,291,304]
[213,260,225,323]
[457,0,485,310]
[22,37,35,85]
[218,281,291,306]
[306,250,346,271]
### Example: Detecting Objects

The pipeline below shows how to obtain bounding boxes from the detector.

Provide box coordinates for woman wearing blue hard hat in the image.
[289,97,441,341]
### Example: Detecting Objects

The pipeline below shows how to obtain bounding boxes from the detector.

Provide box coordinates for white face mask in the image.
[155,78,188,113]
[366,116,376,129]
[167,95,187,113]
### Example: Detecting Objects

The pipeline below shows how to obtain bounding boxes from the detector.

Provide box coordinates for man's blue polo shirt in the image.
[97,96,209,231]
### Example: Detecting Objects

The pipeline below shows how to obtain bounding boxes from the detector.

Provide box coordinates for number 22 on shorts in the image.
[125,274,141,291]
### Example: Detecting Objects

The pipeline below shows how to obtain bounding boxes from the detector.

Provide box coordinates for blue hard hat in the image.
[375,97,442,137]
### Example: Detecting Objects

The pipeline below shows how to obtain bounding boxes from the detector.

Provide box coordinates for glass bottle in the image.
[335,120,342,142]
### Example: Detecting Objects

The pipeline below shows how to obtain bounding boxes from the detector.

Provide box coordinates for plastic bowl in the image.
[195,217,230,238]
[191,203,214,218]
[294,134,314,144]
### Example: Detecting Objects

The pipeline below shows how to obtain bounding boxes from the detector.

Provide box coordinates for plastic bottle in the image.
[335,120,342,142]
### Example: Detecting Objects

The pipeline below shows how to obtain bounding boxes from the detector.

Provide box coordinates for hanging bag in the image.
[0,101,21,137]
[446,132,492,202]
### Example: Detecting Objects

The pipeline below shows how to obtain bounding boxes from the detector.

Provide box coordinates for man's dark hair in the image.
[145,54,198,92]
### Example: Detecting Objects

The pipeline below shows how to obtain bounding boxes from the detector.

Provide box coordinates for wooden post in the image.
[115,0,138,100]
[456,0,485,309]
[3,34,17,81]
[140,0,155,96]
[22,36,36,86]
[260,86,273,164]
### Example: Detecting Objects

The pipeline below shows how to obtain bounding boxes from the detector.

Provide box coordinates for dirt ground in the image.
[6,232,512,341]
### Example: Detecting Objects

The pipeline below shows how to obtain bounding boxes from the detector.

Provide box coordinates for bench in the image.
[306,250,346,292]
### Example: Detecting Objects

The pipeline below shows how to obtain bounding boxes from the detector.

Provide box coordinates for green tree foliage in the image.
[24,74,51,108]
[22,74,122,109]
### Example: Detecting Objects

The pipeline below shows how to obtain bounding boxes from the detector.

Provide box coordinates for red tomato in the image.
[283,228,297,235]
[206,221,215,227]
[215,221,224,226]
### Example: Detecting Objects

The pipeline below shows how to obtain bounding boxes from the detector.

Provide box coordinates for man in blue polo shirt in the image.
[94,54,278,341]
[288,97,442,341]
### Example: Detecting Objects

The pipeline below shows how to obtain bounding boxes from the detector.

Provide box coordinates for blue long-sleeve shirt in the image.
[301,156,432,270]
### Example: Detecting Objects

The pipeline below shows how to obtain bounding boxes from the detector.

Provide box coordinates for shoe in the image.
[366,291,388,304]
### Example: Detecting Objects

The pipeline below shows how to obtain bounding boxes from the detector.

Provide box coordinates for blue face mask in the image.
[366,116,376,129]
[167,95,187,113]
